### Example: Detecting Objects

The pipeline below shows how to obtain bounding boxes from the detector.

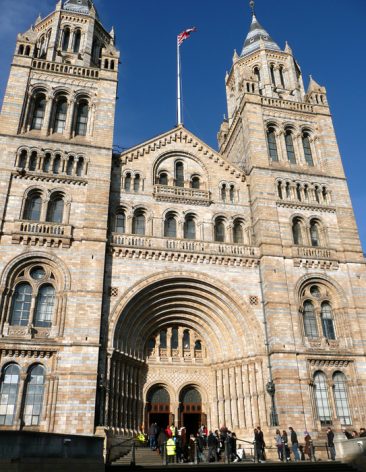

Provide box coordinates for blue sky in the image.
[0,0,365,251]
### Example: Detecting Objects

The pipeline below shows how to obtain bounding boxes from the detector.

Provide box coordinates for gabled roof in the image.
[241,14,281,57]
[118,126,246,182]
[63,0,98,17]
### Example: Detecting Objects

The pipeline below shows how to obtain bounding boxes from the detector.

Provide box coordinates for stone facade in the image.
[0,0,365,446]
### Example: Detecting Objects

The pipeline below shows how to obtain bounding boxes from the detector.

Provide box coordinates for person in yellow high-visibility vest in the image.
[166,437,176,463]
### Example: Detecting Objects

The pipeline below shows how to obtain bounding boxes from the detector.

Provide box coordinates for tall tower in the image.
[218,2,366,432]
[0,1,119,434]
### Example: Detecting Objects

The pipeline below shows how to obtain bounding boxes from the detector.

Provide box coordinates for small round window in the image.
[31,267,46,280]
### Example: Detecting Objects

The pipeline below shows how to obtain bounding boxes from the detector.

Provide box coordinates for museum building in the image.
[0,0,365,445]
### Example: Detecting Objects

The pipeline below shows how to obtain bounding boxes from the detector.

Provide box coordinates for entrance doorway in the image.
[146,386,171,433]
[179,386,204,437]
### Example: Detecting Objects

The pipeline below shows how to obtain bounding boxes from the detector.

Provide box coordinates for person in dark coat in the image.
[254,427,265,462]
[148,422,157,450]
[207,431,218,462]
[229,432,241,462]
[326,427,336,461]
[289,427,300,461]
[157,429,167,455]
[360,428,366,438]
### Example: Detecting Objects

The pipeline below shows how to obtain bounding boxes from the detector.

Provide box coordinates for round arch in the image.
[110,271,264,364]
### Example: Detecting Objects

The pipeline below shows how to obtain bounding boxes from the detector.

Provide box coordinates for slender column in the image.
[293,133,303,165]
[65,99,76,138]
[229,366,239,429]
[217,369,225,427]
[178,327,184,357]
[249,363,259,427]
[15,372,27,426]
[21,93,32,133]
[242,364,253,428]
[235,365,246,428]
[211,371,219,430]
[223,368,231,427]
[256,361,268,427]
[167,328,172,357]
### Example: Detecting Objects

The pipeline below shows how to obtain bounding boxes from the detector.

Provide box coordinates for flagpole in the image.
[177,39,182,126]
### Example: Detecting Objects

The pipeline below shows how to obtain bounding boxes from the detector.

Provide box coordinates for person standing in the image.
[207,431,218,462]
[281,430,290,461]
[148,422,157,450]
[274,429,283,461]
[166,436,176,463]
[327,427,336,461]
[289,427,300,461]
[304,431,312,460]
[254,427,265,462]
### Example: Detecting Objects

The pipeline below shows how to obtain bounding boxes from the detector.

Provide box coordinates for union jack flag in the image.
[177,27,197,46]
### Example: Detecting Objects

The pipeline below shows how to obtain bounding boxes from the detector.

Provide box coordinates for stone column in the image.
[167,328,172,358]
[235,365,246,428]
[242,363,253,428]
[223,368,231,427]
[217,369,225,427]
[41,94,53,136]
[65,99,76,139]
[229,366,239,429]
[256,361,268,427]
[249,363,259,427]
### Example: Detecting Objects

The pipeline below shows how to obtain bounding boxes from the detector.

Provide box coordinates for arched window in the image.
[267,127,278,162]
[333,372,351,425]
[18,44,25,55]
[73,30,81,53]
[62,28,70,51]
[254,67,260,82]
[183,330,190,349]
[159,330,167,349]
[194,340,202,351]
[134,174,140,192]
[124,173,131,192]
[53,155,61,174]
[22,365,45,426]
[46,195,64,224]
[285,182,291,199]
[175,161,184,187]
[76,157,84,177]
[310,220,320,247]
[314,186,320,203]
[229,185,235,203]
[25,45,31,56]
[164,214,177,238]
[277,181,283,199]
[31,94,46,130]
[285,130,296,164]
[302,133,314,166]
[110,60,115,70]
[75,100,89,136]
[221,184,227,202]
[321,302,335,340]
[313,371,332,425]
[10,283,32,326]
[43,154,51,173]
[270,65,276,85]
[53,98,68,134]
[191,176,200,189]
[233,220,244,244]
[296,184,302,201]
[171,328,178,349]
[0,364,20,426]
[115,211,126,233]
[34,285,55,327]
[303,301,318,338]
[18,150,27,169]
[214,218,225,242]
[132,210,145,235]
[279,66,285,88]
[159,173,168,185]
[29,152,38,171]
[66,157,74,176]
[184,215,196,240]
[292,218,303,245]
[24,193,42,221]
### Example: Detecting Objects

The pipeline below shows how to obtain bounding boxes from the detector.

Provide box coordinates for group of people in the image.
[343,427,366,439]
[145,423,366,464]
[147,423,242,463]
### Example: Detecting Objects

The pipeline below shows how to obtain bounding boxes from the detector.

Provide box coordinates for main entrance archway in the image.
[146,385,171,431]
[105,272,266,435]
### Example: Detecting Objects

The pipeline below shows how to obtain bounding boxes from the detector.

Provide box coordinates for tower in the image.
[0,1,119,434]
[218,2,366,432]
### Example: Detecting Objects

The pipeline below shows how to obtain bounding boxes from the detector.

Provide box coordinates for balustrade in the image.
[12,220,73,248]
[111,233,259,258]
[261,96,314,113]
[293,246,336,260]
[32,59,99,79]
[153,184,211,205]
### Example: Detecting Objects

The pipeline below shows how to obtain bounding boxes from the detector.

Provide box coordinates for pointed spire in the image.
[63,0,98,18]
[35,13,42,25]
[284,41,293,55]
[232,49,239,63]
[110,26,115,44]
[241,5,281,57]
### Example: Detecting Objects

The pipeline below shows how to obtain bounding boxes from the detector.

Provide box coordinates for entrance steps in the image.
[112,447,163,466]
[107,461,358,471]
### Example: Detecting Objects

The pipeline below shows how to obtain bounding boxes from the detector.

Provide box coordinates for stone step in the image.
[107,461,357,471]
